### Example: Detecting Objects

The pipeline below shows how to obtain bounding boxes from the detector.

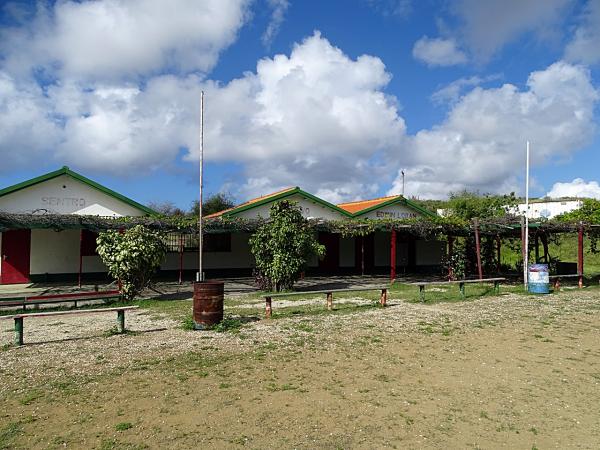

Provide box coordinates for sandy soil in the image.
[1,289,599,449]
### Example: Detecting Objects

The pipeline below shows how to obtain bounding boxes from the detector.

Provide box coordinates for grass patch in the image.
[115,422,133,432]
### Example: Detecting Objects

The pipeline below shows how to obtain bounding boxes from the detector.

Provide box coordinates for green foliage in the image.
[556,198,600,224]
[446,190,518,220]
[250,200,325,292]
[191,193,235,217]
[97,225,167,301]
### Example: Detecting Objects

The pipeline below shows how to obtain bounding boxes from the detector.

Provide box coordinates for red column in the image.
[447,235,454,280]
[178,233,184,285]
[78,229,83,288]
[578,224,584,288]
[474,219,483,280]
[390,229,397,282]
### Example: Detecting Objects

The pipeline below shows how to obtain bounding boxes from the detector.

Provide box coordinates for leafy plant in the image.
[249,200,325,292]
[97,225,167,301]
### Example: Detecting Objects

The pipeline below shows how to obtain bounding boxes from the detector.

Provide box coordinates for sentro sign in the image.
[41,197,87,208]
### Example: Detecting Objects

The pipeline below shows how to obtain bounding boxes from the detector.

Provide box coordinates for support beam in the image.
[390,229,397,282]
[447,235,454,281]
[496,235,501,274]
[541,233,549,263]
[178,233,184,285]
[534,234,540,263]
[361,236,365,276]
[78,230,83,288]
[474,219,483,280]
[578,223,584,289]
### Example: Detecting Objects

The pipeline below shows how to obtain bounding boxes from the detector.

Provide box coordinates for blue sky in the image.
[1,0,600,209]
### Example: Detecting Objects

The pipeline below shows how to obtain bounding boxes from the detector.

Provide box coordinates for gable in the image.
[0,174,149,217]
[357,202,422,220]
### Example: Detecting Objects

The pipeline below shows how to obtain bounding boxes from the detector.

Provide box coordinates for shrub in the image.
[250,200,325,292]
[97,225,167,301]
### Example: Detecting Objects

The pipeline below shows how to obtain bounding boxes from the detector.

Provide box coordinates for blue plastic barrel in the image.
[528,264,550,294]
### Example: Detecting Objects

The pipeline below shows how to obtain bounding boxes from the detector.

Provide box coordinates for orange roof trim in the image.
[337,195,401,214]
[204,187,296,218]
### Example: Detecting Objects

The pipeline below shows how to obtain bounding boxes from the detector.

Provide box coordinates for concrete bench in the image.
[0,306,138,346]
[409,278,506,302]
[263,287,388,318]
[0,290,122,311]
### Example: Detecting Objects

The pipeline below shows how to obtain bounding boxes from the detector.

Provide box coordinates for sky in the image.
[1,0,600,210]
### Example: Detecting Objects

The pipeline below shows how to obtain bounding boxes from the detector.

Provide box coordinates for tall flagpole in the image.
[524,141,530,288]
[197,91,204,282]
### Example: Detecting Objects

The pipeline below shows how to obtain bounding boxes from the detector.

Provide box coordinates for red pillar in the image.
[178,234,184,285]
[578,224,584,288]
[496,235,501,274]
[78,229,83,288]
[390,229,397,282]
[447,235,454,280]
[474,219,483,280]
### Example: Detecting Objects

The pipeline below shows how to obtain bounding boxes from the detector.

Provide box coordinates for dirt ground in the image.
[1,287,599,449]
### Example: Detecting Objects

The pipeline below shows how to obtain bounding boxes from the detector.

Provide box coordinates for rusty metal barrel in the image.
[193,281,224,330]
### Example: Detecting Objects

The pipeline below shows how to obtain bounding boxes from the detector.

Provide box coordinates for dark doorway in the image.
[318,232,340,273]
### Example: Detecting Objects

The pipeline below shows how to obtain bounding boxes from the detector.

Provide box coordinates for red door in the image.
[1,230,31,284]
[318,232,340,273]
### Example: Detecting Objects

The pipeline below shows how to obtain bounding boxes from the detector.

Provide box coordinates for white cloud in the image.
[389,61,599,199]
[412,36,467,66]
[0,0,250,80]
[547,178,600,199]
[262,0,289,48]
[451,0,573,61]
[431,74,502,105]
[565,0,600,65]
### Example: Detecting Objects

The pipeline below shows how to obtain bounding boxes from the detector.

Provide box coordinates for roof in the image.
[339,195,436,218]
[338,195,400,214]
[0,166,156,216]
[206,186,353,219]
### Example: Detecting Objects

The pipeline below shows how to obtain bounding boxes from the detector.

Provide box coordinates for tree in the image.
[249,200,325,292]
[191,193,235,216]
[147,201,186,216]
[445,190,518,221]
[556,198,600,224]
[97,225,167,301]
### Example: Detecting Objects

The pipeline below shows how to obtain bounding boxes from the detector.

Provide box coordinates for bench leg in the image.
[265,297,272,319]
[73,300,78,309]
[459,283,465,298]
[419,285,425,302]
[380,288,387,307]
[14,317,23,346]
[327,293,333,310]
[494,281,500,294]
[554,278,561,292]
[117,310,125,333]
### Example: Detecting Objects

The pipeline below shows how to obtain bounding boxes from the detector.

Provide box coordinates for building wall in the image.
[234,193,347,221]
[512,200,583,219]
[416,240,446,266]
[30,229,80,275]
[0,175,145,216]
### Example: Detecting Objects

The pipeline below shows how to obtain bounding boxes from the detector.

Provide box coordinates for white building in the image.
[511,200,583,219]
[0,168,444,285]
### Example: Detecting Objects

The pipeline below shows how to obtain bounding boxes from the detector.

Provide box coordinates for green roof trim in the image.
[0,166,157,216]
[351,196,437,218]
[222,187,354,218]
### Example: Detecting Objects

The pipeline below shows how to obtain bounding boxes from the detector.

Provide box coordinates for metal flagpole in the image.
[524,141,530,288]
[197,91,204,282]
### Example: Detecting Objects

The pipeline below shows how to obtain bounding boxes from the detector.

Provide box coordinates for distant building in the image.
[510,199,583,219]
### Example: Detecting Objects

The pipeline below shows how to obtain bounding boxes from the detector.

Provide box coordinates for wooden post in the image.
[327,292,333,310]
[496,235,501,274]
[117,310,125,333]
[534,234,540,263]
[578,224,584,288]
[521,218,526,281]
[178,234,184,285]
[78,230,83,288]
[390,229,397,282]
[265,297,272,319]
[419,285,425,302]
[474,219,483,280]
[361,236,365,276]
[14,317,23,346]
[380,288,387,307]
[447,235,454,281]
[541,233,549,262]
[459,282,465,298]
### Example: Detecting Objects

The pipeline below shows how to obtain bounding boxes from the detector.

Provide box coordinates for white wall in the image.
[512,200,583,219]
[0,175,146,216]
[235,193,347,221]
[30,229,80,274]
[359,203,421,220]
